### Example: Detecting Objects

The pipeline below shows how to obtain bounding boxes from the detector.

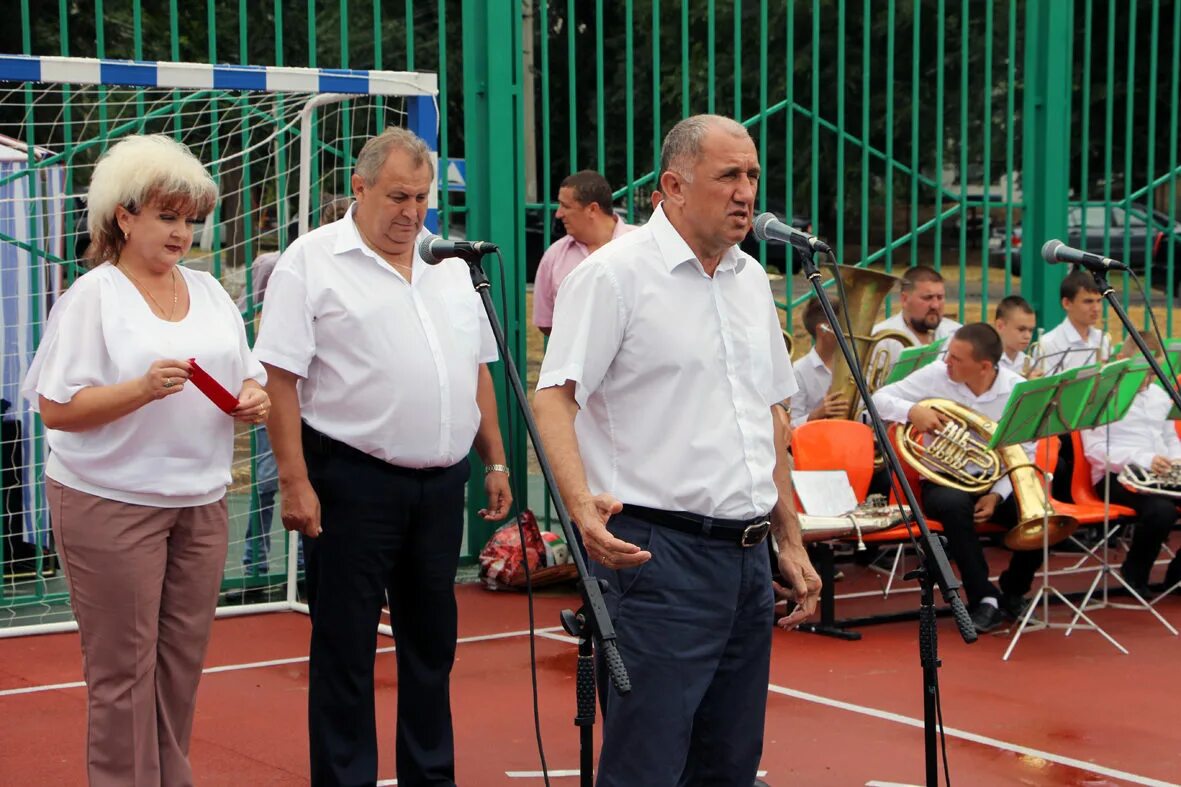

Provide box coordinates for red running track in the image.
[2,570,1179,786]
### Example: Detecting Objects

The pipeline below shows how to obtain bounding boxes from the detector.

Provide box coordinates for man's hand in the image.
[480,471,513,521]
[280,477,322,538]
[908,404,949,434]
[571,493,651,569]
[973,492,1001,524]
[775,543,821,629]
[809,392,849,421]
[1150,455,1175,476]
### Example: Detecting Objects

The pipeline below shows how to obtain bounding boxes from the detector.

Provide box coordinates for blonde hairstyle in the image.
[85,135,218,265]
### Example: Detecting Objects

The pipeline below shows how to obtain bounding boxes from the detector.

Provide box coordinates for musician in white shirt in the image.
[256,128,512,785]
[871,265,962,374]
[1034,270,1111,375]
[993,295,1036,376]
[789,296,847,426]
[1081,369,1181,594]
[534,115,818,786]
[872,323,1042,633]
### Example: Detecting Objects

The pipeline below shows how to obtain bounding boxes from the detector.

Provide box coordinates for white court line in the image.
[768,684,1179,787]
[0,626,564,698]
[5,627,1174,786]
[503,770,767,779]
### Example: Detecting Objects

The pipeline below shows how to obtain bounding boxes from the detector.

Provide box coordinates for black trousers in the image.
[1101,474,1181,586]
[302,424,469,787]
[920,482,1044,607]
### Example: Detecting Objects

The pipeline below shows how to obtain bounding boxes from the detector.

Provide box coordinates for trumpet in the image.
[1118,463,1181,499]
[895,399,1078,550]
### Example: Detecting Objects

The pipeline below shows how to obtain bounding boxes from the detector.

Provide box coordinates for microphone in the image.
[1041,239,1127,272]
[752,212,831,254]
[417,234,499,265]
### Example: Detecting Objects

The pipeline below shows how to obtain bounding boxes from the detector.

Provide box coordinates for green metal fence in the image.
[7,0,1181,561]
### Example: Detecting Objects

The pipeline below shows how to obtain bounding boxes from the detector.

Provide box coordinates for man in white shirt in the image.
[789,296,847,426]
[256,128,513,786]
[871,265,962,375]
[1034,269,1110,376]
[1082,358,1181,595]
[993,295,1037,377]
[534,115,819,786]
[871,323,1043,633]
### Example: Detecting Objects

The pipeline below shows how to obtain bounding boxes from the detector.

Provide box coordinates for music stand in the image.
[986,369,1128,660]
[1065,361,1181,633]
[883,339,947,385]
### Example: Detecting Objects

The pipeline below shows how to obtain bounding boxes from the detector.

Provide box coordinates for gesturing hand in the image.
[572,494,651,569]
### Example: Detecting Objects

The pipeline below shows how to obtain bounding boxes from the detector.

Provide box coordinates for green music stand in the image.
[884,338,946,384]
[1065,360,1181,635]
[987,368,1128,659]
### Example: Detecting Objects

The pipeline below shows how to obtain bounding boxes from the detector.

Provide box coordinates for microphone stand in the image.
[1086,268,1181,409]
[794,240,977,787]
[460,252,629,787]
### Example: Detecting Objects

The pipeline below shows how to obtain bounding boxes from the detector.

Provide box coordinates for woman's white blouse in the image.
[22,263,266,507]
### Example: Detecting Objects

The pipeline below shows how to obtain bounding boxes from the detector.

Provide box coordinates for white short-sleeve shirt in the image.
[536,205,798,520]
[253,207,498,468]
[1034,319,1110,375]
[1081,385,1181,484]
[871,311,962,372]
[789,347,833,427]
[21,263,267,507]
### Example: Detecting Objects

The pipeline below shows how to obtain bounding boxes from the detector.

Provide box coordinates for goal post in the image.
[0,54,438,636]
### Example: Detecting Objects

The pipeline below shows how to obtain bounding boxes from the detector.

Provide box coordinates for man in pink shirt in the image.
[532,170,636,335]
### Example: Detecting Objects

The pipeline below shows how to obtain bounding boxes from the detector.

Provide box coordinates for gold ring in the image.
[163,378,175,388]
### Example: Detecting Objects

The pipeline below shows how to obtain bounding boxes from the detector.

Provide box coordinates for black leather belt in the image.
[620,504,771,547]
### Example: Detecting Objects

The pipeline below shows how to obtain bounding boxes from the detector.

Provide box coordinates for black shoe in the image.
[1000,593,1032,621]
[1119,566,1154,599]
[970,603,1007,634]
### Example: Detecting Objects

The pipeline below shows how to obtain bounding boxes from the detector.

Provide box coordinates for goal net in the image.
[0,55,438,635]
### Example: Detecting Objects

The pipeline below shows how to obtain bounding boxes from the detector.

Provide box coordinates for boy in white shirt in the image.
[993,295,1037,377]
[789,296,848,426]
[1034,270,1110,375]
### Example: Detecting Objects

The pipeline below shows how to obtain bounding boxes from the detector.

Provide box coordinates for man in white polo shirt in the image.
[534,114,819,786]
[256,127,512,786]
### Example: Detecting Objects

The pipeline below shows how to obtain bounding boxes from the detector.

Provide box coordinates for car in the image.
[989,201,1181,291]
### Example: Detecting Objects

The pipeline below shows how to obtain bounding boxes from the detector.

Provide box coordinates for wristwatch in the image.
[485,463,511,477]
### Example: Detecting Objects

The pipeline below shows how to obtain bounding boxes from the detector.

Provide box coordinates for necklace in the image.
[118,263,178,320]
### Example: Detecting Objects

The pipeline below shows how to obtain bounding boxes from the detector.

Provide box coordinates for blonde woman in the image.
[22,135,268,786]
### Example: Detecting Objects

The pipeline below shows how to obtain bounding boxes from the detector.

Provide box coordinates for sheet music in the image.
[793,470,859,517]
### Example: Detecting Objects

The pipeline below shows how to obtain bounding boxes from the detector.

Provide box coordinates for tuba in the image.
[826,265,915,419]
[895,399,1078,550]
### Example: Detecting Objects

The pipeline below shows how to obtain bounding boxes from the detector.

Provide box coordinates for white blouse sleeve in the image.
[21,276,115,410]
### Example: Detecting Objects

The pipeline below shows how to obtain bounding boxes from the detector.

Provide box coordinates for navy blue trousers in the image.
[302,425,468,787]
[592,512,774,787]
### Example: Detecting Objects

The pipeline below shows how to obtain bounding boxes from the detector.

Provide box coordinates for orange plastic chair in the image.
[791,420,876,502]
[1067,432,1136,520]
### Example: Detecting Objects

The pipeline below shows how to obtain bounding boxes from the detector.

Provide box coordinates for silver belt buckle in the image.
[740,519,770,547]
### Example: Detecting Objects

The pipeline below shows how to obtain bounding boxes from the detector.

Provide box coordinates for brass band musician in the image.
[1081,338,1181,596]
[789,296,847,426]
[993,295,1037,377]
[871,323,1043,633]
[871,266,962,376]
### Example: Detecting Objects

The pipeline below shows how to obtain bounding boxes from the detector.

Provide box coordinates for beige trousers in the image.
[48,478,229,787]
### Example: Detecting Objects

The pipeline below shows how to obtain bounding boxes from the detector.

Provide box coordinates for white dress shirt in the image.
[255,206,498,468]
[1081,384,1181,484]
[871,361,1029,499]
[999,350,1029,376]
[537,205,798,520]
[1034,319,1110,375]
[22,263,266,507]
[789,346,833,426]
[872,311,961,372]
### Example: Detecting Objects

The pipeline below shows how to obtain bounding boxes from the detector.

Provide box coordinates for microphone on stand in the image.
[418,234,499,265]
[1041,239,1128,272]
[752,212,831,255]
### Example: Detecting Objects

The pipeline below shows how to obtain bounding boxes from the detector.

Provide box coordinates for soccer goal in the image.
[0,55,438,636]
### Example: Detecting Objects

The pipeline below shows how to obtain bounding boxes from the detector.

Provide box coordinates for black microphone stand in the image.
[460,251,629,787]
[794,240,978,786]
[1086,268,1181,409]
